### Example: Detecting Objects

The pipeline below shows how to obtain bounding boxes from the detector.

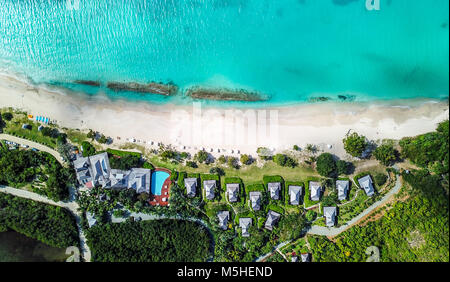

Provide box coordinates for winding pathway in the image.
[0,134,63,165]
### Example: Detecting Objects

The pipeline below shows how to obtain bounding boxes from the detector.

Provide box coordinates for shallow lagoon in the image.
[0,231,69,262]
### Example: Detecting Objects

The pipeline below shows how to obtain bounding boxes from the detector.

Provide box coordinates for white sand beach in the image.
[0,74,448,159]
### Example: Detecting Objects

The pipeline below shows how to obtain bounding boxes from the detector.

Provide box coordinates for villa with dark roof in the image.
[288,185,302,205]
[217,211,230,230]
[184,178,198,198]
[73,152,150,194]
[309,181,322,201]
[336,180,349,201]
[249,191,262,211]
[226,183,240,203]
[358,175,375,197]
[239,218,252,237]
[265,210,281,231]
[268,182,281,200]
[203,180,216,200]
[323,206,337,227]
[301,253,311,262]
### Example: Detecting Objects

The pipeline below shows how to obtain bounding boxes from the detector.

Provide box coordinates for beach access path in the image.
[0,133,63,165]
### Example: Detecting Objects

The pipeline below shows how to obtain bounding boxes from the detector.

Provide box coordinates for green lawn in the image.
[2,113,58,149]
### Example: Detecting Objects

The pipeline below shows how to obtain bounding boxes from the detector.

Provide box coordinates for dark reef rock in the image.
[338,94,356,101]
[107,81,178,96]
[186,87,268,102]
[74,80,101,87]
[308,96,331,103]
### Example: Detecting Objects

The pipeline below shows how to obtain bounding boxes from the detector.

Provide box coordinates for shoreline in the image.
[0,72,448,159]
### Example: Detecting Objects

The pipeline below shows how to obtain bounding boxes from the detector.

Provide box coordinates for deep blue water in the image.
[0,0,448,106]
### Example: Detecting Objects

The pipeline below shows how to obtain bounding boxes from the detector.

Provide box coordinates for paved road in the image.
[0,185,92,262]
[0,133,63,164]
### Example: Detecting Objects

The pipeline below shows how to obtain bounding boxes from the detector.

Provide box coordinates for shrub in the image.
[257,147,272,160]
[306,210,317,221]
[2,112,13,121]
[194,150,209,164]
[343,132,367,157]
[227,157,240,169]
[142,162,154,170]
[374,173,388,186]
[218,155,226,164]
[374,144,398,166]
[81,141,96,157]
[186,161,198,168]
[240,154,252,165]
[210,167,225,176]
[336,160,350,175]
[316,153,337,177]
[321,194,339,208]
[273,154,297,168]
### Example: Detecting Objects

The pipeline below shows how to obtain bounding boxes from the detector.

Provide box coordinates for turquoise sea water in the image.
[0,0,448,106]
[151,170,169,195]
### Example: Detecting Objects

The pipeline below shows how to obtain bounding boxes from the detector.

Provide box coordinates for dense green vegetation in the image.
[310,121,449,262]
[0,146,72,201]
[400,120,449,175]
[85,219,212,262]
[374,144,398,166]
[0,193,78,248]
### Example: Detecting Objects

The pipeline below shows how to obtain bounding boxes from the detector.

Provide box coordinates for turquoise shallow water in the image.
[0,0,448,106]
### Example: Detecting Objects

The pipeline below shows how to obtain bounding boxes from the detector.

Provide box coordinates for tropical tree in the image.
[316,153,337,177]
[374,144,398,166]
[343,132,367,157]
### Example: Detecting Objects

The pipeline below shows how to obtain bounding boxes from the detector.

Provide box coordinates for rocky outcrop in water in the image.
[107,81,178,96]
[186,87,268,102]
[74,80,101,87]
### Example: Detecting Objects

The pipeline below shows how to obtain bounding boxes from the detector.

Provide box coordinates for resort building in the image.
[73,153,151,194]
[301,253,311,262]
[265,210,281,231]
[323,206,337,227]
[249,191,262,211]
[73,152,111,188]
[336,180,350,201]
[226,183,240,203]
[203,180,216,200]
[309,181,322,201]
[127,168,151,194]
[86,211,97,228]
[268,182,281,200]
[217,211,230,230]
[358,175,375,197]
[107,168,151,194]
[239,218,252,237]
[288,185,302,205]
[184,178,198,198]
